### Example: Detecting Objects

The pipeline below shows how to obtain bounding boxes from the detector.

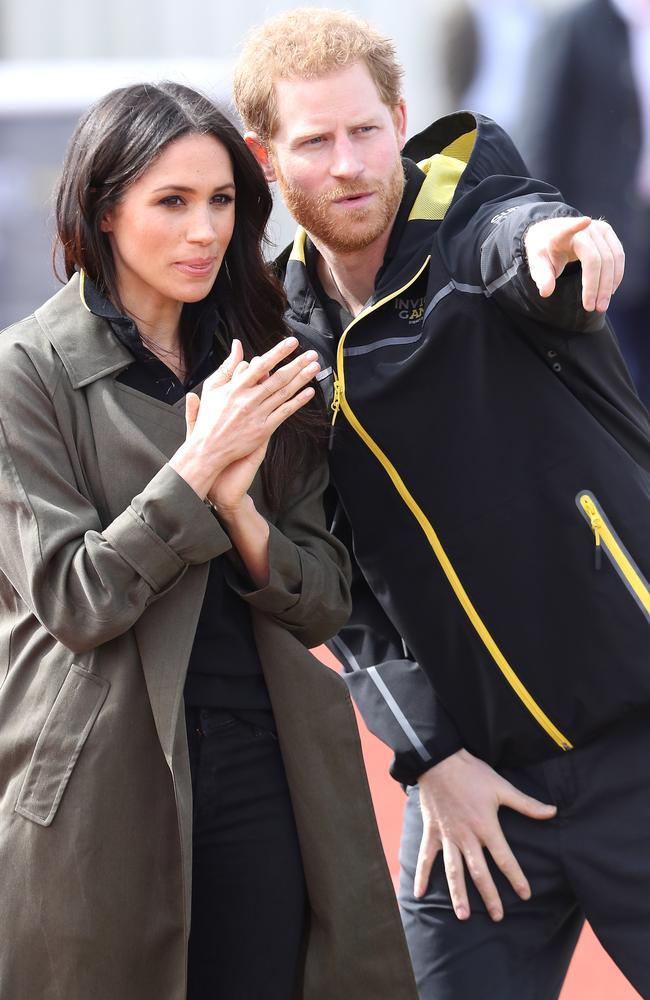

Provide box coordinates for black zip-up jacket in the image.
[280,112,650,784]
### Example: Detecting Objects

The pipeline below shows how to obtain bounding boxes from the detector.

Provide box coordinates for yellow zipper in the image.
[331,377,342,423]
[578,492,650,620]
[332,259,573,751]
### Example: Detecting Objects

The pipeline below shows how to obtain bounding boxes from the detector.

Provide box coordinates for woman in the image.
[0,83,416,999]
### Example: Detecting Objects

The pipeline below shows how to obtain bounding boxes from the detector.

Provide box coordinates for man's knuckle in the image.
[466,859,483,879]
[491,850,511,870]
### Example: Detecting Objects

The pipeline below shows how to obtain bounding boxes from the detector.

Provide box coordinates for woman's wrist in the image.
[217,494,270,588]
[169,439,227,501]
[214,492,256,526]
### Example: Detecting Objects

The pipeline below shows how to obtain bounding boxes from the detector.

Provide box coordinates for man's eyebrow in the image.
[151,182,236,193]
[290,119,382,144]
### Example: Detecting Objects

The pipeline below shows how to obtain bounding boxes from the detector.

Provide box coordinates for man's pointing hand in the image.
[524,215,624,313]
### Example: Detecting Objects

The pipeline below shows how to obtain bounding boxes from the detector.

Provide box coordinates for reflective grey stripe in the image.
[422,265,524,324]
[367,667,431,761]
[330,635,432,761]
[485,257,522,295]
[422,280,455,322]
[343,333,424,358]
[330,633,363,672]
[316,366,332,382]
[422,280,483,323]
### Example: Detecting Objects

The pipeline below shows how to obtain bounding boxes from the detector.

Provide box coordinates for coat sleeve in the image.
[0,342,231,654]
[441,174,607,334]
[326,501,462,785]
[223,461,352,650]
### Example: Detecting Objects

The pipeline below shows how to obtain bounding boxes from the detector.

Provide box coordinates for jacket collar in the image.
[282,155,456,330]
[34,272,133,389]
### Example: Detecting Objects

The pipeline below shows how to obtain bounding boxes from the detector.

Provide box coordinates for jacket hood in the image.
[403,111,531,193]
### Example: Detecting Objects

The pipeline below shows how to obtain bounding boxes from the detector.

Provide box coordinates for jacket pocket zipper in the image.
[576,491,650,623]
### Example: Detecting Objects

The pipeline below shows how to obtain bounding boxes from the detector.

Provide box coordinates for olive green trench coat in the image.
[0,275,417,1000]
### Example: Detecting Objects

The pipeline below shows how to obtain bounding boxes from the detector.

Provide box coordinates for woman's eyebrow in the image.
[151,181,236,193]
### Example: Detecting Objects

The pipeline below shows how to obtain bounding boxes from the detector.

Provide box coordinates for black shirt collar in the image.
[80,272,221,385]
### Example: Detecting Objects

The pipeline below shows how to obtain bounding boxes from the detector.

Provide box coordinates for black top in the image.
[82,277,273,722]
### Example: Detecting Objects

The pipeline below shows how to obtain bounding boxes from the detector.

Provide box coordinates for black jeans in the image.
[185,708,307,1000]
[399,712,650,1000]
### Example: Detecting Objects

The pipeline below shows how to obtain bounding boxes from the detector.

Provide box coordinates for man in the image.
[234,8,650,998]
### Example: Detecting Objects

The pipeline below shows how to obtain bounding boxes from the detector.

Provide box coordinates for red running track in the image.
[314,646,640,1000]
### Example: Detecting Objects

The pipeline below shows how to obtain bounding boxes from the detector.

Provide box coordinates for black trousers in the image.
[399,712,650,1000]
[185,708,307,1000]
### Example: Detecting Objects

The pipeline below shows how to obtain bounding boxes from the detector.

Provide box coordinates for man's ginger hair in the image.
[233,7,404,144]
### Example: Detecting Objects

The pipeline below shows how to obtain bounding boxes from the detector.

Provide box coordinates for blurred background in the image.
[3,0,648,404]
[0,0,645,994]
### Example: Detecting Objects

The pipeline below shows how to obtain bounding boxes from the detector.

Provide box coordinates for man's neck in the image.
[312,229,391,318]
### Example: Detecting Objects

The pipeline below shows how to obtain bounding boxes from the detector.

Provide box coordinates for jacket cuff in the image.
[482,202,606,334]
[224,521,302,614]
[389,734,464,786]
[104,463,231,592]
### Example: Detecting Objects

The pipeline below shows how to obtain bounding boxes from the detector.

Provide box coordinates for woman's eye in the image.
[159,195,183,207]
[212,194,234,205]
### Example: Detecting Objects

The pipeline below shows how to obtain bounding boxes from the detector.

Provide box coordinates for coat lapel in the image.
[36,276,209,762]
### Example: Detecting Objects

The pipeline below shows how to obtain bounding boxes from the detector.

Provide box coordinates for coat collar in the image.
[34,273,133,389]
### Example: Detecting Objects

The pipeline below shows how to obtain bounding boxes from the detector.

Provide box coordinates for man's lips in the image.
[173,257,216,276]
[332,191,375,207]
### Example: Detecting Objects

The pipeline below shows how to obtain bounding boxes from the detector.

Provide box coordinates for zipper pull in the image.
[580,495,603,570]
[331,377,342,425]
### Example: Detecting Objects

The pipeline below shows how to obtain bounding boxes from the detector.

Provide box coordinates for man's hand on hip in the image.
[414,748,556,922]
[524,215,624,313]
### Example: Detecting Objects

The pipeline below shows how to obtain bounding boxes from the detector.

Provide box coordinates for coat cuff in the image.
[224,521,302,614]
[104,463,231,592]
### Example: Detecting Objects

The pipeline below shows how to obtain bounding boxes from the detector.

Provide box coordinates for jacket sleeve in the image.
[441,176,607,334]
[0,344,232,654]
[223,461,352,650]
[326,501,463,785]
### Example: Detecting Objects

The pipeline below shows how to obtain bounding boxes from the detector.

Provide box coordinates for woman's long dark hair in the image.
[54,81,325,505]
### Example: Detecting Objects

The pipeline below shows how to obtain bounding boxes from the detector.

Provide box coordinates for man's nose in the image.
[330,135,363,180]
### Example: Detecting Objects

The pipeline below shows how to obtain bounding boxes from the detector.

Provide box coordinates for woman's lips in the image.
[173,258,216,276]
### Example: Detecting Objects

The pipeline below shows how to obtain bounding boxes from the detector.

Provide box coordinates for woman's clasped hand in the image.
[178,336,320,515]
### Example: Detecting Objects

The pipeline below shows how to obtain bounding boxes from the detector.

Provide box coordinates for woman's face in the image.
[101,132,236,319]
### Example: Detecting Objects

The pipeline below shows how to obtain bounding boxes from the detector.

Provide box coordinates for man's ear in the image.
[393,97,408,152]
[244,132,277,183]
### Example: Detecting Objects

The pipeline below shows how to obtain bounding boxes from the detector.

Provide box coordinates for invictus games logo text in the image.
[395,296,425,324]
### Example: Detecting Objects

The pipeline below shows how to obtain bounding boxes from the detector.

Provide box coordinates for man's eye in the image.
[306,136,324,146]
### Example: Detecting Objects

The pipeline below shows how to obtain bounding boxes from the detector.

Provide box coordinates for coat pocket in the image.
[15,664,110,826]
